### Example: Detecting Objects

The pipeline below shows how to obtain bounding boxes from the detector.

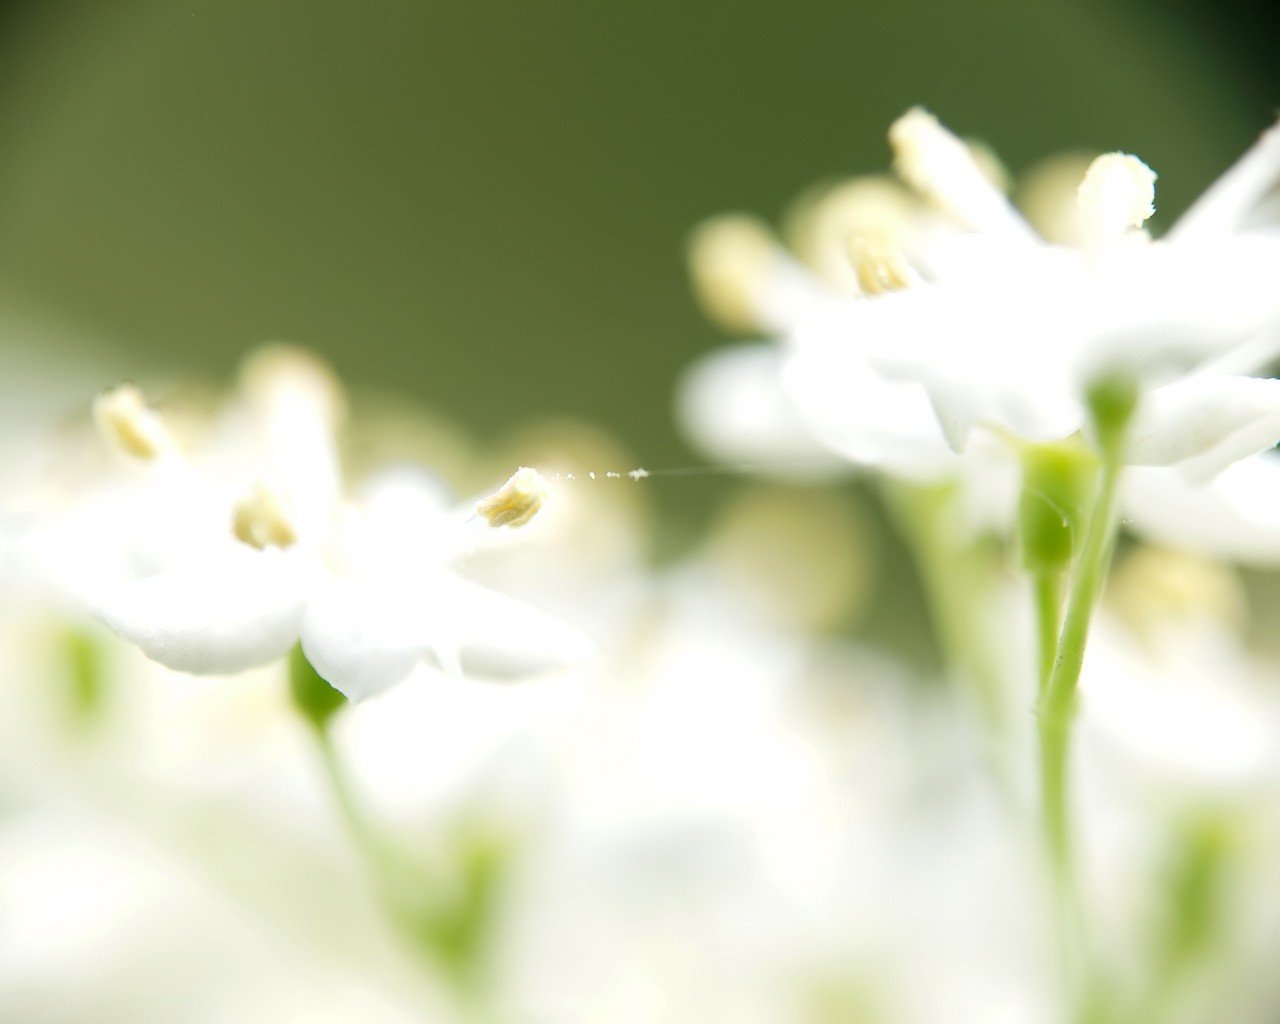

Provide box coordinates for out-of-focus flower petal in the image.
[299,577,423,702]
[302,572,589,699]
[1080,234,1280,380]
[676,343,847,478]
[1169,118,1280,241]
[94,551,308,674]
[782,340,956,476]
[1081,619,1278,788]
[1127,374,1280,482]
[423,576,593,681]
[1123,453,1280,564]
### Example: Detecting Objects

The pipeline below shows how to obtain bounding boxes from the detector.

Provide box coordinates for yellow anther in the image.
[476,467,549,528]
[848,235,915,296]
[93,383,175,461]
[786,175,917,292]
[232,484,299,550]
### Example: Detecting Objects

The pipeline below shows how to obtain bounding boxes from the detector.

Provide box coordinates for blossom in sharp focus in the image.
[865,110,1280,453]
[59,348,587,701]
[679,111,1280,544]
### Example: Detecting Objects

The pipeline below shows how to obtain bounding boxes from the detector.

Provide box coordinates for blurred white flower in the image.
[26,348,586,701]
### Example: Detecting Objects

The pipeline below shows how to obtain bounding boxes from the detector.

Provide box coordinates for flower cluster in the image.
[681,109,1280,556]
[3,110,1280,1024]
[9,347,586,701]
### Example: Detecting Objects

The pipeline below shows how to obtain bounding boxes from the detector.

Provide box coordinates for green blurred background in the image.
[0,0,1274,468]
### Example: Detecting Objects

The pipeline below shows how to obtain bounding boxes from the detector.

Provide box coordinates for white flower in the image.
[679,112,1280,548]
[843,110,1280,454]
[64,349,587,701]
[1078,546,1280,790]
[1122,451,1280,564]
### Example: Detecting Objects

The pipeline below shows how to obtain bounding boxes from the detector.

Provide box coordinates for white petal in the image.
[1123,454,1280,564]
[303,573,590,697]
[1081,618,1277,788]
[889,108,1039,243]
[676,342,847,478]
[299,578,423,701]
[94,552,307,674]
[1079,234,1280,381]
[846,266,1087,448]
[782,340,957,474]
[333,466,458,574]
[421,576,593,681]
[1127,375,1280,482]
[1169,119,1280,241]
[755,256,836,333]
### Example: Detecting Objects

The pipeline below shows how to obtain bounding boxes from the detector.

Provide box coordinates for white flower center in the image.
[93,383,176,460]
[232,483,299,550]
[476,467,549,528]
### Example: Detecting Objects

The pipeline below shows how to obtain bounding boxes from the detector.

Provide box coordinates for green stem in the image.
[1037,450,1123,873]
[1033,570,1064,704]
[307,718,499,1023]
[1035,436,1128,1024]
[882,481,1005,730]
[311,724,397,880]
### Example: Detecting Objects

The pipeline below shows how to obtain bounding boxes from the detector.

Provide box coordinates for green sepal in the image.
[1018,439,1098,573]
[288,643,346,729]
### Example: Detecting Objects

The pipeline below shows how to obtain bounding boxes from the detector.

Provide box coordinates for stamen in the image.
[93,383,176,461]
[1015,152,1100,246]
[889,107,1037,241]
[476,467,549,528]
[964,137,1012,195]
[239,345,346,426]
[1076,153,1157,243]
[232,483,299,550]
[785,175,916,292]
[687,215,784,334]
[847,235,917,296]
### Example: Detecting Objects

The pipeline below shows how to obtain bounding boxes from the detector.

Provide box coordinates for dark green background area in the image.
[0,0,1272,469]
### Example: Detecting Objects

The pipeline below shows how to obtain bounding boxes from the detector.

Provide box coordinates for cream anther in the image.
[687,215,782,334]
[232,483,299,550]
[848,235,916,296]
[93,383,175,461]
[889,107,1036,241]
[786,175,917,293]
[476,467,549,528]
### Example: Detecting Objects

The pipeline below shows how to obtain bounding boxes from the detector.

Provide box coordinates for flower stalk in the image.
[1037,377,1135,873]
